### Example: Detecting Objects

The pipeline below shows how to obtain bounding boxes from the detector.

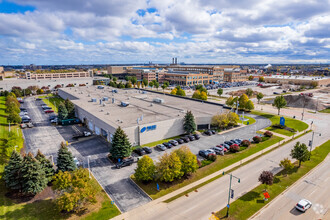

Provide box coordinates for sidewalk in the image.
[112,126,310,219]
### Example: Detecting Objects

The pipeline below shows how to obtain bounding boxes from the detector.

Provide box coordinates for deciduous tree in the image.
[226,96,234,107]
[279,158,294,175]
[290,142,310,167]
[258,170,273,189]
[238,94,249,110]
[245,88,253,97]
[246,100,254,111]
[134,155,155,182]
[174,146,198,176]
[273,95,287,115]
[217,88,223,97]
[257,92,264,104]
[157,152,183,182]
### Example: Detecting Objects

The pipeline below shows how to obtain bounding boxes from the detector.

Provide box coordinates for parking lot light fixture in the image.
[224,173,241,217]
[88,156,91,178]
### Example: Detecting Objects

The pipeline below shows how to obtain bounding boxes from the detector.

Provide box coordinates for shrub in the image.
[253,136,262,143]
[208,153,217,162]
[240,140,251,147]
[230,144,240,152]
[264,131,273,137]
[201,160,213,167]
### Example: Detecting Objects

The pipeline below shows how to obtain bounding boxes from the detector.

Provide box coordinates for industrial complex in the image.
[58,86,224,145]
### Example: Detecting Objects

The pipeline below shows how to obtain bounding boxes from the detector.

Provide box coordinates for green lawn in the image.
[319,108,330,113]
[141,135,181,148]
[133,135,284,200]
[215,140,330,220]
[251,111,308,136]
[38,94,64,113]
[238,116,256,125]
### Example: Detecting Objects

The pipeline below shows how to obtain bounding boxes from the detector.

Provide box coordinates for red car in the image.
[44,109,54,113]
[257,83,263,86]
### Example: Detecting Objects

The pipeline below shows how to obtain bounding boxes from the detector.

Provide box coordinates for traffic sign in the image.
[263,192,270,199]
[280,117,285,126]
[227,204,230,208]
[231,189,234,199]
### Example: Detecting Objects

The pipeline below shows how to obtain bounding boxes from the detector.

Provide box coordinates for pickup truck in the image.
[72,131,92,139]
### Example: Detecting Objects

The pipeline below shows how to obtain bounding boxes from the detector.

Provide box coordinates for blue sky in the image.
[0,0,329,65]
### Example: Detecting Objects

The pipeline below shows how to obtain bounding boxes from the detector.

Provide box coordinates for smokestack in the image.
[172,58,174,64]
[175,57,177,65]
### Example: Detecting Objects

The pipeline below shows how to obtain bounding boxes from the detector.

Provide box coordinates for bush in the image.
[207,153,217,161]
[201,160,213,167]
[264,131,273,137]
[230,144,240,152]
[240,140,251,147]
[253,136,262,143]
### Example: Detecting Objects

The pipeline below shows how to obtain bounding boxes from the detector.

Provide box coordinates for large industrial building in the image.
[264,75,330,86]
[58,86,225,145]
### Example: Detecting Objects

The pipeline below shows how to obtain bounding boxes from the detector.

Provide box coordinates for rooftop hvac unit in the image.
[153,98,164,104]
[91,98,97,102]
[99,99,102,105]
[88,94,90,97]
[106,112,110,115]
[112,98,115,103]
[103,103,106,107]
[121,101,129,107]
[100,109,104,112]
[103,97,109,101]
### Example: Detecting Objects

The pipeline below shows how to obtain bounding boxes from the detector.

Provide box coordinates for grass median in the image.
[215,139,330,220]
[141,136,181,148]
[238,116,256,125]
[133,135,284,200]
[251,110,308,136]
[38,94,64,113]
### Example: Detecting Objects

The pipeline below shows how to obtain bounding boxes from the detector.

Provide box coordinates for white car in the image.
[73,157,80,167]
[84,131,92,136]
[51,118,58,123]
[295,199,312,212]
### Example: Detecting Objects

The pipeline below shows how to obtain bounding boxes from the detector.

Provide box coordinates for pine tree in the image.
[21,152,48,195]
[64,99,75,119]
[110,127,132,160]
[183,111,196,134]
[4,150,24,191]
[35,149,55,183]
[58,102,68,122]
[57,142,77,172]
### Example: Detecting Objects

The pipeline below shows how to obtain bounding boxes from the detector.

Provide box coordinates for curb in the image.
[249,141,329,220]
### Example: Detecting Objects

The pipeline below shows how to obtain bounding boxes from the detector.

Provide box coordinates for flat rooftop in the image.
[60,87,223,128]
[266,75,328,81]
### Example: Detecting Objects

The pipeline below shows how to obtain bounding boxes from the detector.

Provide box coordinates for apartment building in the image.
[106,66,127,75]
[0,66,3,73]
[25,71,93,80]
[223,68,248,82]
[165,72,213,86]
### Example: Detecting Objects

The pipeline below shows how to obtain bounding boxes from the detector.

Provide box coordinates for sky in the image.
[0,0,329,65]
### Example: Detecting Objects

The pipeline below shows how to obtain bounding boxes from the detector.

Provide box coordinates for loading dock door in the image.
[101,128,108,138]
[95,126,101,135]
[88,121,93,131]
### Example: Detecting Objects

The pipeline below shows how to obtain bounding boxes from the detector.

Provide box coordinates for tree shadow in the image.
[273,176,280,184]
[239,191,260,201]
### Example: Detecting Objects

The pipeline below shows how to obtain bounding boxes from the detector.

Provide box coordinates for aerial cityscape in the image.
[0,0,329,220]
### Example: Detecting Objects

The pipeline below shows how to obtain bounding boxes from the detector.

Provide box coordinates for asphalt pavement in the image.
[251,154,330,220]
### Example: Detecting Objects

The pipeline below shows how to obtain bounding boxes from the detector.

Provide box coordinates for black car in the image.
[20,108,27,111]
[187,135,195,141]
[176,138,184,144]
[163,142,173,148]
[230,139,239,144]
[211,130,216,134]
[193,134,200,140]
[116,157,134,169]
[36,98,42,101]
[22,119,31,123]
[181,136,190,143]
[134,148,146,156]
[204,130,213,136]
[224,141,234,146]
[49,115,57,121]
[142,147,152,154]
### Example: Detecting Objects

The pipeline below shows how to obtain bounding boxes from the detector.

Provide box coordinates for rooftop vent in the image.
[106,112,110,115]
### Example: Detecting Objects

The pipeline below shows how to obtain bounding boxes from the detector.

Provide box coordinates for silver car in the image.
[156,144,167,151]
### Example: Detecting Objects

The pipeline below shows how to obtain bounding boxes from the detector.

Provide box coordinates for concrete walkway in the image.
[112,125,310,219]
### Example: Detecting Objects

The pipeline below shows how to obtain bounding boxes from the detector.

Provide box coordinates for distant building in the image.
[25,71,93,80]
[164,72,213,86]
[223,68,248,82]
[107,66,127,75]
[265,75,330,86]
[0,66,3,73]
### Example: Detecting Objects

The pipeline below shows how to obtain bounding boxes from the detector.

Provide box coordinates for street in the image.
[251,154,330,220]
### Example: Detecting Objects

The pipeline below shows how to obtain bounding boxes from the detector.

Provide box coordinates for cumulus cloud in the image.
[0,0,329,64]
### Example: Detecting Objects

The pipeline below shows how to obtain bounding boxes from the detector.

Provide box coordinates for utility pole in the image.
[301,95,305,120]
[223,172,241,217]
[309,131,321,160]
[88,156,91,178]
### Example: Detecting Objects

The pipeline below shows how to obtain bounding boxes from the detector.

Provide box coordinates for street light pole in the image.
[301,95,305,120]
[88,156,91,178]
[223,172,240,217]
[309,131,321,160]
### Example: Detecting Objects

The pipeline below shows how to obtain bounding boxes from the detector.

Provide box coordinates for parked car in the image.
[235,139,243,144]
[225,141,234,146]
[169,140,179,146]
[204,130,213,136]
[211,147,223,155]
[198,149,215,158]
[222,143,230,150]
[44,109,54,113]
[230,139,240,145]
[211,130,216,134]
[134,148,146,156]
[295,199,312,212]
[26,122,34,128]
[193,134,200,140]
[83,131,92,136]
[181,136,190,143]
[116,157,134,169]
[142,147,152,154]
[163,142,173,148]
[22,118,31,123]
[20,123,27,129]
[50,118,58,123]
[42,106,52,110]
[187,135,195,141]
[36,98,42,101]
[176,138,184,144]
[49,115,57,121]
[73,157,80,167]
[20,107,27,111]
[156,144,167,151]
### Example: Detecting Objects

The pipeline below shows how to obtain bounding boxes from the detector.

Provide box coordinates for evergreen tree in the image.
[134,155,155,182]
[183,111,196,134]
[57,143,77,172]
[58,102,68,122]
[35,149,55,183]
[110,127,132,160]
[4,150,23,191]
[64,99,75,119]
[21,152,48,195]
